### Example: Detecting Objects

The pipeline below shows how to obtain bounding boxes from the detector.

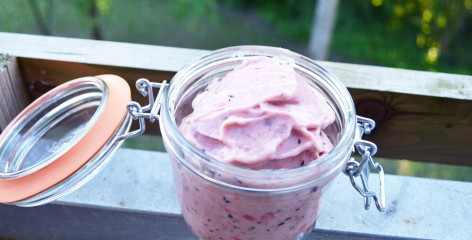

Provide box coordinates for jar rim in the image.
[161,46,357,192]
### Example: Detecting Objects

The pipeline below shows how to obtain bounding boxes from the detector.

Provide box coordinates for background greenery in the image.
[1,0,471,182]
[225,0,472,74]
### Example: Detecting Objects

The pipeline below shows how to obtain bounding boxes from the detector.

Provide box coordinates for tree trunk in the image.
[89,0,103,40]
[27,0,52,35]
[308,0,340,60]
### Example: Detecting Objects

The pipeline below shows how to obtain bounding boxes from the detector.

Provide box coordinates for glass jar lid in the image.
[0,75,131,204]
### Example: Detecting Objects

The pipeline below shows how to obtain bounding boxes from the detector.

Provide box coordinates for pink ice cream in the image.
[173,56,337,240]
[179,57,335,169]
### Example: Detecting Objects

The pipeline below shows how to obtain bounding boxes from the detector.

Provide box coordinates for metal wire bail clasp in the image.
[343,116,386,212]
[117,79,169,141]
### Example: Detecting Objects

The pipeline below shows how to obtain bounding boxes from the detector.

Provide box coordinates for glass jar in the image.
[0,46,383,239]
[158,46,362,240]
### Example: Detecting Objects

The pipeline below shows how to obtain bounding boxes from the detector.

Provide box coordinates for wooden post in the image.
[308,0,340,60]
[0,54,30,132]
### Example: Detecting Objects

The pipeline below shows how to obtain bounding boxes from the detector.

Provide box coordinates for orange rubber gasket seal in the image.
[0,74,130,203]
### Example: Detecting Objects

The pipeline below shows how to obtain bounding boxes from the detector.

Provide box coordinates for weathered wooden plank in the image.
[1,32,472,165]
[0,54,30,132]
[0,204,195,240]
[1,149,469,239]
[14,60,472,166]
[0,203,414,240]
[352,89,472,166]
[2,32,471,100]
[16,57,472,165]
[17,58,173,99]
[0,33,207,73]
[318,60,472,100]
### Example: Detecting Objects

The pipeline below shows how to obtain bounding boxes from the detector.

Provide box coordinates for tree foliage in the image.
[26,0,112,39]
[372,0,472,68]
[24,0,470,73]
[173,0,219,30]
[222,0,316,41]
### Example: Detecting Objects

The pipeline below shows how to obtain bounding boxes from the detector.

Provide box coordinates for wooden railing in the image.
[0,32,471,240]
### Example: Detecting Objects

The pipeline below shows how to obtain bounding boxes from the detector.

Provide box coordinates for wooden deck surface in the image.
[1,148,470,239]
[0,33,471,239]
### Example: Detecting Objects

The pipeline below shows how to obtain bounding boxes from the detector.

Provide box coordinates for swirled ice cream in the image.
[173,56,337,240]
[179,57,335,169]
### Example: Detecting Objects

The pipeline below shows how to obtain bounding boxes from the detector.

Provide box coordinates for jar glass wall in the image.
[160,46,356,240]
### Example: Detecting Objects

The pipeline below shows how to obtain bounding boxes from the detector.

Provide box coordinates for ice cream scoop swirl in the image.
[179,57,335,169]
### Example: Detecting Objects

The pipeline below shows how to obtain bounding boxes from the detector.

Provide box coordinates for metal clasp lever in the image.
[117,78,169,141]
[344,116,386,212]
